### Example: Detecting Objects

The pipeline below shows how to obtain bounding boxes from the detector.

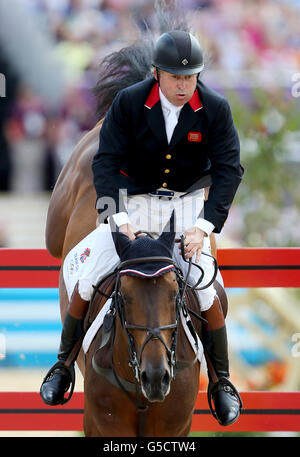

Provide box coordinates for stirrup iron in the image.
[41,360,76,405]
[207,376,243,425]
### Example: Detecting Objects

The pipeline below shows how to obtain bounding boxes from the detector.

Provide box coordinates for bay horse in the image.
[44,37,226,436]
[82,221,207,436]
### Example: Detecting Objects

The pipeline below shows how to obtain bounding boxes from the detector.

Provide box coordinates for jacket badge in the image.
[188,131,202,142]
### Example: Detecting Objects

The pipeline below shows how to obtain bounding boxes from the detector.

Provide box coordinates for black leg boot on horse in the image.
[40,282,89,405]
[202,295,242,426]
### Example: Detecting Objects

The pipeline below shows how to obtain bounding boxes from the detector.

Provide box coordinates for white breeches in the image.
[63,190,218,311]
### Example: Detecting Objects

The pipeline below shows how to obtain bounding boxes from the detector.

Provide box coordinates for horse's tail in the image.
[93,0,193,119]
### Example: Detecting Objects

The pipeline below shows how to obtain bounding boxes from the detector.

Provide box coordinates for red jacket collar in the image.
[144,82,160,109]
[144,82,203,111]
[189,89,203,112]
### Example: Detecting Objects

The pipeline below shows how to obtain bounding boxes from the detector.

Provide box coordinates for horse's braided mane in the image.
[93,0,194,120]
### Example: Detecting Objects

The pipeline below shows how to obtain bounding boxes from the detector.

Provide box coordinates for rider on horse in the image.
[40,30,243,427]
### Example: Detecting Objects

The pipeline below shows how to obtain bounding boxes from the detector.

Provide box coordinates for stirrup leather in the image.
[207,376,243,425]
[41,361,75,405]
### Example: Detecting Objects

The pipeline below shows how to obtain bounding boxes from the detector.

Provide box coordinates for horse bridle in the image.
[90,237,219,437]
[90,239,244,436]
[92,233,218,384]
[114,256,184,382]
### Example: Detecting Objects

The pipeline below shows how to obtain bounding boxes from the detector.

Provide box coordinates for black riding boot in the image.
[203,325,242,426]
[40,312,84,405]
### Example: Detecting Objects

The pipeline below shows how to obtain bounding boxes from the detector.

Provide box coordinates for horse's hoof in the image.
[40,367,72,406]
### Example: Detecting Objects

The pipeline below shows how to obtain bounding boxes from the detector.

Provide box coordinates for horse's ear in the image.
[109,217,131,259]
[159,210,176,249]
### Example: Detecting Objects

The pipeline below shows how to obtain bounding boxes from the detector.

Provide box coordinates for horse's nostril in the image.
[141,371,150,387]
[141,368,170,388]
[141,366,171,402]
[162,371,170,387]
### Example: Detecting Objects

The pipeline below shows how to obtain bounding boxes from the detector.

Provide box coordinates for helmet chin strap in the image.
[154,66,161,86]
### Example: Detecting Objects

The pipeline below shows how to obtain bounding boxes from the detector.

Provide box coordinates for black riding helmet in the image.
[153,30,204,76]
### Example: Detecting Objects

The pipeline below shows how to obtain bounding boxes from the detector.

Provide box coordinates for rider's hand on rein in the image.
[119,223,136,241]
[177,226,206,263]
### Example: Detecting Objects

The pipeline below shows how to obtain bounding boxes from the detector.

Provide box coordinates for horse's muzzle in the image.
[140,363,171,402]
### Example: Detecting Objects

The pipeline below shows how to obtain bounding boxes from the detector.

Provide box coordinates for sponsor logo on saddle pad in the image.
[80,248,91,263]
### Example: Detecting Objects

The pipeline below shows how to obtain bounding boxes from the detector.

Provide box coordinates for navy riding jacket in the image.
[92,76,243,233]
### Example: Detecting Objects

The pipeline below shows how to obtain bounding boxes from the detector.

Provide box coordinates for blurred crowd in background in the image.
[0,0,300,247]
